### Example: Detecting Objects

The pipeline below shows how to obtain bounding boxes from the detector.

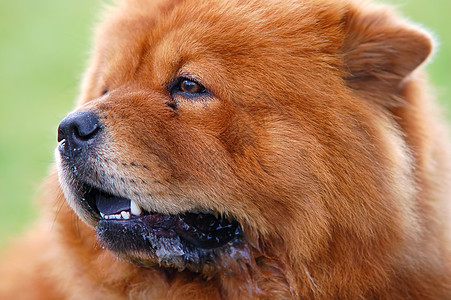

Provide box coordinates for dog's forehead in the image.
[88,0,347,106]
[97,0,345,66]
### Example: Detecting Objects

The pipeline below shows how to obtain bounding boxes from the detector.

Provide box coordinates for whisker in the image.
[143,166,187,201]
[51,196,66,231]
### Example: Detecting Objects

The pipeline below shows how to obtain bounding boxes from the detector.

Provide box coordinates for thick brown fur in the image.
[1,0,451,298]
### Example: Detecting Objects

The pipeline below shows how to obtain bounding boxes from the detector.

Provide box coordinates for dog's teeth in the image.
[130,200,142,216]
[121,211,131,219]
[100,212,105,218]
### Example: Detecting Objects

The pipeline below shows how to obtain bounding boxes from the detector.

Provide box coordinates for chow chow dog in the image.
[1,0,450,298]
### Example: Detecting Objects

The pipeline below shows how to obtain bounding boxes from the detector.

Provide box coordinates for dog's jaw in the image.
[55,140,252,274]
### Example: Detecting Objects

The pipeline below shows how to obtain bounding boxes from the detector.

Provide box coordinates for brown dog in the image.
[1,0,450,298]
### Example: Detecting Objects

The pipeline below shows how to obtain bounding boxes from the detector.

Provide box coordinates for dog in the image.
[1,0,450,298]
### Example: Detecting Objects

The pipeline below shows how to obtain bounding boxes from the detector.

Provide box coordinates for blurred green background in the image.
[0,0,450,246]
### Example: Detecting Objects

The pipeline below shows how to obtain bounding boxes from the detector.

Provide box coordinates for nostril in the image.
[58,111,102,145]
[73,120,100,141]
[57,127,65,143]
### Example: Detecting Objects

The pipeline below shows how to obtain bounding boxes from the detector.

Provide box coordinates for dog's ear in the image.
[342,5,433,99]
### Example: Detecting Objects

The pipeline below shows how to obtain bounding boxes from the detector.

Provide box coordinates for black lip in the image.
[82,185,242,250]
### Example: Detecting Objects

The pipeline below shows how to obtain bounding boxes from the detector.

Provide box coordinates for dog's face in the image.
[55,0,432,276]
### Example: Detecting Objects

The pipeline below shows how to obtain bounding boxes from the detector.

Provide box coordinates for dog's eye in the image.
[180,79,204,94]
[171,78,207,96]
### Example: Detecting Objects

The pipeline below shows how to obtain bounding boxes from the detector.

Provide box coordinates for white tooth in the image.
[100,212,105,218]
[121,211,130,219]
[104,215,110,219]
[130,200,142,216]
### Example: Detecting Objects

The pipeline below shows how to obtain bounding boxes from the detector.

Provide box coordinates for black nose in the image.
[58,111,101,149]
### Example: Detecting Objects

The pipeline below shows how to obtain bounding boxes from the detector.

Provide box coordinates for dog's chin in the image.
[58,173,248,273]
[95,216,249,273]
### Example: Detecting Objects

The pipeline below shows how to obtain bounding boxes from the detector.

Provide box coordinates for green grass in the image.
[0,0,450,246]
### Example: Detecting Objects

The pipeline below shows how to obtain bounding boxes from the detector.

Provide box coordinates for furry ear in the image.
[342,5,433,98]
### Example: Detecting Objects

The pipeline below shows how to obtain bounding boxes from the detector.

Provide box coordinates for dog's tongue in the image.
[95,193,130,215]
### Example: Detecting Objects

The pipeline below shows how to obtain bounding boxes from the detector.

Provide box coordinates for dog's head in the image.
[55,0,432,277]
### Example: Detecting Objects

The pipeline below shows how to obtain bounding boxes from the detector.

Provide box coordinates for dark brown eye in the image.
[180,79,205,94]
[168,77,208,102]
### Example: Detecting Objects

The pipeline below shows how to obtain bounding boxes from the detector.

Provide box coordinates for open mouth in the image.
[83,186,242,250]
